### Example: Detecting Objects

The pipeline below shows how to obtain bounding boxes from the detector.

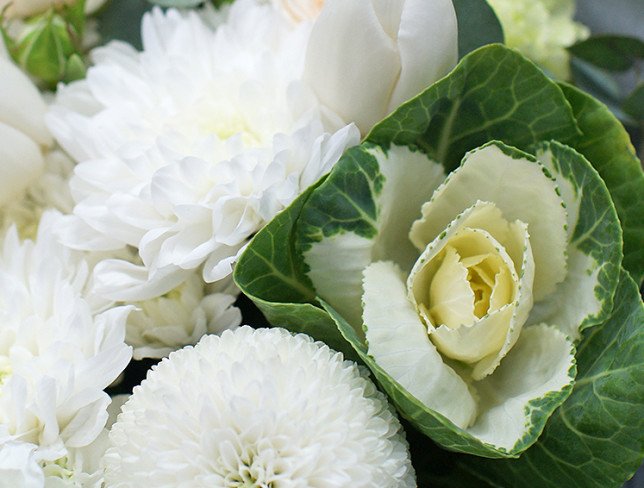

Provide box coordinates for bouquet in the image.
[0,0,642,486]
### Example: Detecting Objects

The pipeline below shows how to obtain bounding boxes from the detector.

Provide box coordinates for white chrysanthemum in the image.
[104,327,415,487]
[47,1,360,302]
[0,395,129,488]
[488,0,589,79]
[0,148,75,240]
[0,212,132,484]
[126,272,241,360]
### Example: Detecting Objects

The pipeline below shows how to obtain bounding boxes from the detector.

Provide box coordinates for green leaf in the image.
[233,182,359,361]
[569,58,637,127]
[568,35,644,72]
[623,84,644,121]
[559,83,644,284]
[461,269,644,488]
[367,44,581,171]
[529,142,622,339]
[452,0,504,59]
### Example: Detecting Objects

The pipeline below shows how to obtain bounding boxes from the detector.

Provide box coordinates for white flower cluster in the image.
[0,212,131,485]
[49,2,360,302]
[105,327,416,487]
[0,0,460,483]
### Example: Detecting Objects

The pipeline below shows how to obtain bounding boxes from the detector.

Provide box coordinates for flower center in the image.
[0,358,12,389]
[202,115,262,147]
[413,227,516,332]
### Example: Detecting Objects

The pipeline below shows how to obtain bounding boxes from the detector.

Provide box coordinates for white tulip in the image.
[304,0,458,134]
[0,57,51,145]
[0,58,51,207]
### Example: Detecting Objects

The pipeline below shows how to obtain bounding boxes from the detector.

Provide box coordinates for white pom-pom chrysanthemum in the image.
[104,327,415,487]
[0,212,132,484]
[47,1,360,302]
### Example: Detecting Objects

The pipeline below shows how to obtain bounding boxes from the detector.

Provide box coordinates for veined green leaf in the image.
[367,44,581,171]
[461,269,644,488]
[559,83,644,284]
[529,142,622,339]
[234,181,359,360]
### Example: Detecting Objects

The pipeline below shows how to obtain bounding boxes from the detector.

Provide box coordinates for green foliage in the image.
[569,35,644,72]
[559,83,644,284]
[451,0,504,59]
[623,83,644,121]
[366,44,580,171]
[235,45,635,467]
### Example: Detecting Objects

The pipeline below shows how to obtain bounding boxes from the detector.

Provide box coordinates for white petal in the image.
[0,122,45,207]
[303,145,444,328]
[471,221,535,380]
[411,143,567,301]
[368,145,445,270]
[305,231,374,330]
[0,443,43,488]
[387,0,458,111]
[408,203,535,379]
[92,259,190,301]
[467,324,575,450]
[363,261,477,429]
[0,57,51,146]
[304,0,400,133]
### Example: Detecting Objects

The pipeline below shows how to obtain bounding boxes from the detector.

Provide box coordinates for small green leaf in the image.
[559,83,644,284]
[623,84,644,121]
[452,0,504,59]
[367,44,581,171]
[461,269,644,488]
[569,35,644,72]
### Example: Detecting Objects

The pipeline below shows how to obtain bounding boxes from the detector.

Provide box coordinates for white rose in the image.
[303,0,458,134]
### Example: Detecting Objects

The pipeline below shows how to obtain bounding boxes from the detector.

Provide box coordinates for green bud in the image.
[63,52,87,83]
